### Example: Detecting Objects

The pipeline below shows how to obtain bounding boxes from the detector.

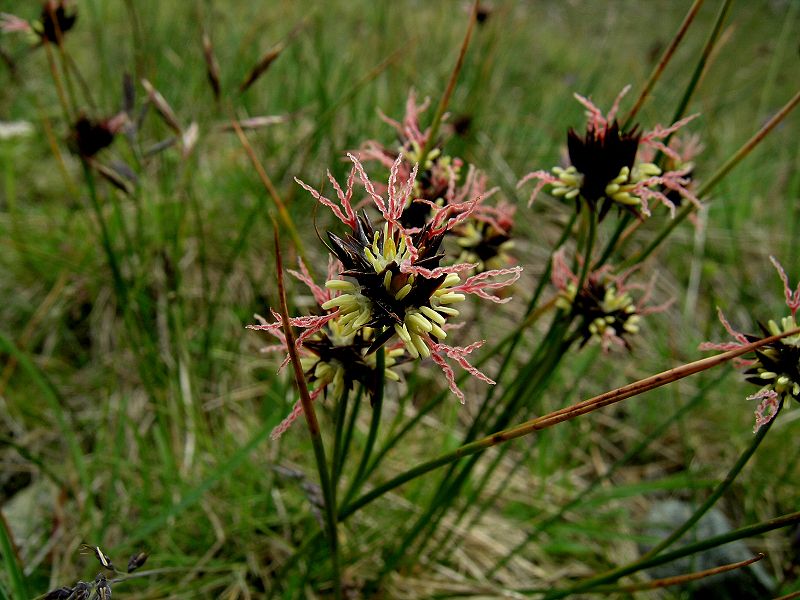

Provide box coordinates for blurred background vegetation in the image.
[1,0,798,597]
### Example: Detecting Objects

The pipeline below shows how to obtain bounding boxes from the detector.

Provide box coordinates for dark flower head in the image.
[566,121,640,216]
[519,86,701,220]
[250,152,522,437]
[296,153,520,401]
[248,257,405,439]
[68,113,126,158]
[43,587,74,600]
[37,1,77,43]
[701,257,800,431]
[127,551,149,573]
[2,2,78,44]
[552,249,669,352]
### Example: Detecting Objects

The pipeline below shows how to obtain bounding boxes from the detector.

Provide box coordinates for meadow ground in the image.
[1,1,799,598]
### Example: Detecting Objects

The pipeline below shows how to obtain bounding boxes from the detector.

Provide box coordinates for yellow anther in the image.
[394,284,412,300]
[420,306,446,325]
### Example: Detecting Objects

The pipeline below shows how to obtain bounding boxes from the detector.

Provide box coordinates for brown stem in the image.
[625,0,706,124]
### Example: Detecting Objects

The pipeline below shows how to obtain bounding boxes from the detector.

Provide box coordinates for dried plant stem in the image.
[596,553,764,593]
[542,512,800,599]
[417,0,479,167]
[273,230,342,600]
[489,372,722,576]
[340,327,799,519]
[696,89,800,198]
[229,112,311,272]
[623,87,800,269]
[641,411,775,561]
[624,0,706,124]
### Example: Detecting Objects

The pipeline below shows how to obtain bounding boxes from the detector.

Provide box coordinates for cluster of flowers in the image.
[250,87,718,437]
[513,88,698,354]
[519,86,700,220]
[358,91,517,272]
[701,257,800,431]
[551,249,671,352]
[250,152,520,438]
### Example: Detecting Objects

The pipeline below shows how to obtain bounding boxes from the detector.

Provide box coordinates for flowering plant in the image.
[519,86,701,220]
[701,257,800,431]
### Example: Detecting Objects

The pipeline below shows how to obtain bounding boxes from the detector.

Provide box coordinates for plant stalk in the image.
[273,229,342,600]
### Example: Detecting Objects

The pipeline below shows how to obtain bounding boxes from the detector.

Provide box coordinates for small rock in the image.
[641,500,775,600]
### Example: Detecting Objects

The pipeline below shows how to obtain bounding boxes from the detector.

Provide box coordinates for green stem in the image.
[342,346,385,507]
[331,387,351,489]
[594,213,631,269]
[623,0,706,127]
[0,481,30,600]
[641,410,775,561]
[673,0,732,126]
[339,329,794,520]
[574,209,596,295]
[443,348,602,566]
[541,510,800,599]
[337,387,363,484]
[82,161,128,309]
[417,0,479,168]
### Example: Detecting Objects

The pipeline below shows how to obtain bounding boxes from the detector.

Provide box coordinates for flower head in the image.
[453,198,516,272]
[248,258,406,438]
[358,90,465,229]
[700,257,800,431]
[552,249,669,352]
[296,153,521,402]
[358,90,515,272]
[518,86,700,219]
[1,1,77,44]
[68,113,126,158]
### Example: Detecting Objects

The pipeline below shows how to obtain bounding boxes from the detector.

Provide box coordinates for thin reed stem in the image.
[624,0,706,126]
[340,327,799,520]
[417,0,479,168]
[574,209,596,295]
[342,346,385,507]
[541,511,800,598]
[489,372,723,576]
[331,387,351,489]
[591,553,764,594]
[273,230,341,600]
[640,411,775,561]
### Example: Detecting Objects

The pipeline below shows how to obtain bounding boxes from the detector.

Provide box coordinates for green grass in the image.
[1,0,799,598]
